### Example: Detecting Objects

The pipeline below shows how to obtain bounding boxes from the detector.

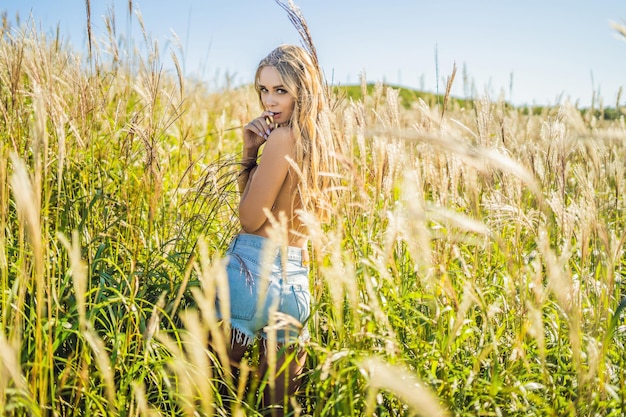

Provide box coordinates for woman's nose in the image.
[263,93,276,106]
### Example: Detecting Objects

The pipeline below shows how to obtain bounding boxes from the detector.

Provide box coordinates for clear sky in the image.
[3,0,626,107]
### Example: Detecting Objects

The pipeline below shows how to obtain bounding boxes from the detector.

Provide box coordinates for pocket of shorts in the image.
[226,263,257,321]
[291,286,311,324]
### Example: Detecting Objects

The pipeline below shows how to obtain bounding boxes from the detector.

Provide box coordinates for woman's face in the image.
[258,66,296,126]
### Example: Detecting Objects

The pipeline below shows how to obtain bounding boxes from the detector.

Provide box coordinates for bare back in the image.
[238,126,307,248]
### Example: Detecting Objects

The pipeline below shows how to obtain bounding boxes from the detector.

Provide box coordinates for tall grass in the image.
[1,7,626,417]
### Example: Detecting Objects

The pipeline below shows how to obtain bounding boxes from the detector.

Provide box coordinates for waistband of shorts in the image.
[231,233,309,265]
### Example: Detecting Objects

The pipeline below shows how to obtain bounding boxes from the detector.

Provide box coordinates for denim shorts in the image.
[216,233,311,346]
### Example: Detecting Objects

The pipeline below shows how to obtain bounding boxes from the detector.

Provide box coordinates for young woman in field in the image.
[216,44,334,414]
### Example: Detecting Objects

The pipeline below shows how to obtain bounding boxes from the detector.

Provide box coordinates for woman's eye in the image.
[277,89,287,94]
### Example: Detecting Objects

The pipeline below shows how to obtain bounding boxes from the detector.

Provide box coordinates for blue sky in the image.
[4,0,626,107]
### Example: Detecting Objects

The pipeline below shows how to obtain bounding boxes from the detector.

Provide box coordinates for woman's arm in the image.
[238,127,294,233]
[238,111,276,193]
[237,151,259,194]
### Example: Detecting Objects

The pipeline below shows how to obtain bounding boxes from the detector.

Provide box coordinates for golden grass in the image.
[1,7,626,416]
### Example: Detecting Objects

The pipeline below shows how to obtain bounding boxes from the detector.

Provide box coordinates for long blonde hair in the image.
[254,44,336,218]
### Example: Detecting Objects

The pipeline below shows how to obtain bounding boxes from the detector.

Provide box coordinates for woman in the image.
[216,44,334,413]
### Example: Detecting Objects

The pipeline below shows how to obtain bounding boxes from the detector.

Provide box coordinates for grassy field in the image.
[2,11,626,417]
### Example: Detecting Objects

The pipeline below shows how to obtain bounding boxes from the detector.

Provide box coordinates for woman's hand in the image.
[243,111,276,151]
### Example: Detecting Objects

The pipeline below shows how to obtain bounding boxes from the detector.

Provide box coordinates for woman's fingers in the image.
[246,114,274,139]
[244,120,262,137]
[264,111,275,129]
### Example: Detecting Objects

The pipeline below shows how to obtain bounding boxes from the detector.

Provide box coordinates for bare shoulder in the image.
[259,126,296,169]
[266,126,295,147]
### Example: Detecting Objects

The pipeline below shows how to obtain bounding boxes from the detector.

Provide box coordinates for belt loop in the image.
[301,248,310,267]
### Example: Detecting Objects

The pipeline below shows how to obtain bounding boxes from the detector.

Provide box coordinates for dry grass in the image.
[1,6,626,417]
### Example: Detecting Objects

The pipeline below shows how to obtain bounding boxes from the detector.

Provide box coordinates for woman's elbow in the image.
[239,220,262,234]
[238,206,265,233]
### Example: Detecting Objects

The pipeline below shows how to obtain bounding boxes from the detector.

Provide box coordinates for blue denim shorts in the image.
[216,233,311,346]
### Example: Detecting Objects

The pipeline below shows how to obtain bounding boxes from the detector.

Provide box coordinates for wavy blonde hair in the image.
[254,44,336,218]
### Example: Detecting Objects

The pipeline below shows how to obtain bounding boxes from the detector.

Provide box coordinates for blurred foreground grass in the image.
[1,12,626,417]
